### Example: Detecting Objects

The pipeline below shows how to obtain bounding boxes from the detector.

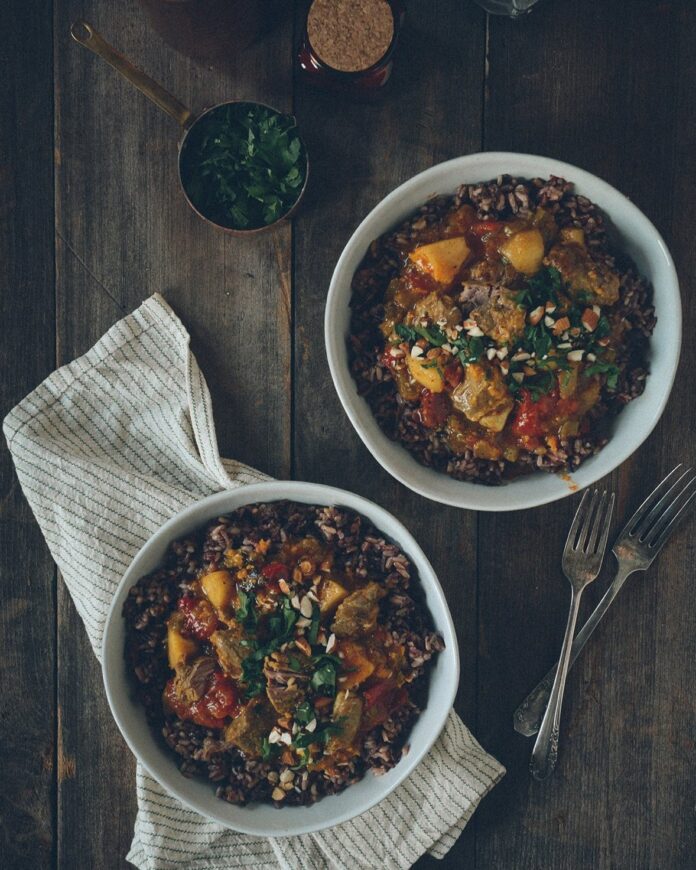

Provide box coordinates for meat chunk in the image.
[263,650,312,716]
[167,656,216,708]
[470,290,526,346]
[210,625,250,680]
[408,292,461,328]
[463,258,518,288]
[325,690,363,754]
[544,242,620,305]
[451,363,514,432]
[223,697,276,758]
[331,582,385,638]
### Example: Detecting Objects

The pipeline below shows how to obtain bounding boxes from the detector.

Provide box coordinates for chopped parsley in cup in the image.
[180,102,307,231]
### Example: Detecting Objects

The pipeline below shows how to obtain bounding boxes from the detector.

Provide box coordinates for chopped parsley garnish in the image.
[293,722,342,750]
[585,360,620,389]
[524,323,553,359]
[310,659,338,696]
[515,266,562,306]
[239,594,302,699]
[307,603,321,645]
[261,737,280,762]
[294,701,315,727]
[395,322,447,346]
[180,103,307,230]
[235,588,257,629]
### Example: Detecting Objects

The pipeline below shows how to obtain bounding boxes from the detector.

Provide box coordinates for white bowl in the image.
[102,481,459,836]
[325,152,681,511]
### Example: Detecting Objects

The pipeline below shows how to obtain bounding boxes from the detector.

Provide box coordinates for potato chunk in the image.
[337,642,375,689]
[318,578,349,615]
[200,570,236,615]
[406,355,445,393]
[167,613,198,669]
[500,228,545,275]
[409,237,470,284]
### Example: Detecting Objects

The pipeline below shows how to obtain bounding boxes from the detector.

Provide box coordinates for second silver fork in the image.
[515,464,696,738]
[530,489,615,781]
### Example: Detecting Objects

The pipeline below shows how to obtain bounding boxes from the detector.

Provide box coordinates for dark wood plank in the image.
[53,0,294,865]
[476,2,696,868]
[292,3,487,867]
[0,2,57,868]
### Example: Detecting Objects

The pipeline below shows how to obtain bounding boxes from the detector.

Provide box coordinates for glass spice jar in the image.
[297,0,405,96]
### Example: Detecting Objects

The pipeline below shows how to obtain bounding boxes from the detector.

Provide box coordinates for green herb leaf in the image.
[294,701,315,727]
[307,604,320,645]
[180,104,306,230]
[585,360,620,389]
[261,737,279,762]
[310,660,338,696]
[235,589,257,629]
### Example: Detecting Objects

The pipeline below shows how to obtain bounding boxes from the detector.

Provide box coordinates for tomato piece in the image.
[419,390,448,428]
[178,595,219,640]
[362,682,409,730]
[403,264,437,296]
[203,672,240,720]
[470,220,504,236]
[261,561,288,583]
[364,680,394,708]
[510,388,560,441]
[165,672,240,729]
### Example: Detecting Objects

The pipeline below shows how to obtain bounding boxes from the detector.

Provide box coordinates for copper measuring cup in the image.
[70,21,309,236]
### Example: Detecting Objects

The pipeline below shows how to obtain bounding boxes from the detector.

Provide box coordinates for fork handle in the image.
[514,562,635,737]
[530,585,584,780]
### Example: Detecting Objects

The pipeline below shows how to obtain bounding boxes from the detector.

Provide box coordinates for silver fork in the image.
[516,465,696,738]
[530,489,615,780]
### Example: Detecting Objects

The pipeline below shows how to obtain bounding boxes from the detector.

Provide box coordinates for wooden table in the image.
[3,1,695,867]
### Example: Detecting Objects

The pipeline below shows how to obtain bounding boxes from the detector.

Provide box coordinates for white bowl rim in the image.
[325,151,681,511]
[102,480,459,836]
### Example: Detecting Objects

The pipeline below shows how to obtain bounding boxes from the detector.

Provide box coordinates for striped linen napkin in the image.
[3,293,505,870]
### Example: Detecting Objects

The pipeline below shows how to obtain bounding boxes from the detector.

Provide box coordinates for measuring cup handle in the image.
[70,21,193,129]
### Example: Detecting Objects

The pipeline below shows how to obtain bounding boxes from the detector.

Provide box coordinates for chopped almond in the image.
[528,305,545,325]
[581,307,600,331]
[553,316,571,336]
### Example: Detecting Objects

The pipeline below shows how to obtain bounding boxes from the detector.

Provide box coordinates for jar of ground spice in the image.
[298,0,404,95]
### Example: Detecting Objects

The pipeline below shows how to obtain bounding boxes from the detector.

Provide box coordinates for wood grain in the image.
[0,2,56,868]
[476,2,696,868]
[3,0,696,867]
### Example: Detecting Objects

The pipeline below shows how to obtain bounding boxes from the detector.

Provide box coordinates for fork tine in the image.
[585,491,606,552]
[635,467,694,540]
[642,474,696,546]
[565,489,592,551]
[620,464,683,538]
[586,491,614,554]
[577,490,600,552]
[650,490,696,552]
[594,492,615,555]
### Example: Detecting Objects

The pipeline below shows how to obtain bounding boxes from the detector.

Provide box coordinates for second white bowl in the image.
[325,152,681,511]
[101,481,459,836]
